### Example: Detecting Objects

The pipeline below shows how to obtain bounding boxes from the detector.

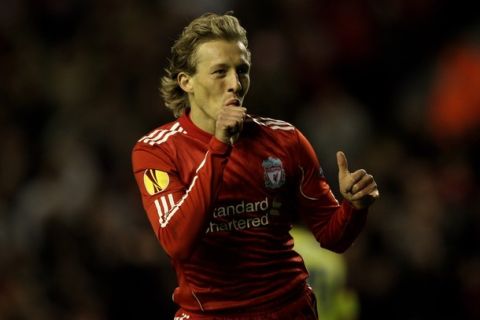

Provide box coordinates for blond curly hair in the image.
[160,13,250,117]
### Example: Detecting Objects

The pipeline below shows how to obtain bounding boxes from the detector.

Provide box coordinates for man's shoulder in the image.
[133,119,186,150]
[247,114,297,136]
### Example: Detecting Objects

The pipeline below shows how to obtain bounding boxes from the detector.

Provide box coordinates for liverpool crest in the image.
[262,157,285,189]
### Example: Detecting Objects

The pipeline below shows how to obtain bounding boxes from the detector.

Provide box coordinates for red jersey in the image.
[131,111,368,314]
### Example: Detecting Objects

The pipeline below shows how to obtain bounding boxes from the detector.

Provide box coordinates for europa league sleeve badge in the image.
[143,169,170,195]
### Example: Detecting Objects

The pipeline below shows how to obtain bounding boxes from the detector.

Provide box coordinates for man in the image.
[132,13,379,320]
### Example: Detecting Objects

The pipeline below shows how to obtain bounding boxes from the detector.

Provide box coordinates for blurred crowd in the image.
[1,0,479,319]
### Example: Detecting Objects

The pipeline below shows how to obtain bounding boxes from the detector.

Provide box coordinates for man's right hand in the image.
[215,106,247,144]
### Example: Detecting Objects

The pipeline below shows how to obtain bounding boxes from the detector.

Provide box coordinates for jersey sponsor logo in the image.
[212,197,269,218]
[174,313,190,320]
[143,169,169,195]
[262,157,286,189]
[206,197,274,234]
[206,213,270,234]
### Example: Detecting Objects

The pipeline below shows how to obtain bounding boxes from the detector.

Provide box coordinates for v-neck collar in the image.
[178,109,213,144]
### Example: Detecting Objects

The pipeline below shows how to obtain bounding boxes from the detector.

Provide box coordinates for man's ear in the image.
[178,72,193,93]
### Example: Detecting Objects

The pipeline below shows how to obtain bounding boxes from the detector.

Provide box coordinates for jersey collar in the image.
[178,109,213,144]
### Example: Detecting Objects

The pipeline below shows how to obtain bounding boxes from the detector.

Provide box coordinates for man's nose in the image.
[227,71,242,93]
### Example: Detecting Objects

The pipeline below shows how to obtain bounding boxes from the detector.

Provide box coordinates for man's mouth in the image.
[225,98,241,107]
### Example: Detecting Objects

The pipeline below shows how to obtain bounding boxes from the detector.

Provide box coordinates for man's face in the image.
[187,40,250,121]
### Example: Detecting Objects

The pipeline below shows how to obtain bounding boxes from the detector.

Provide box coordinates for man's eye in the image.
[214,69,226,74]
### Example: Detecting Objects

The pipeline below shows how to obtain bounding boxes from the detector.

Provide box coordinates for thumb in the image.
[336,151,350,177]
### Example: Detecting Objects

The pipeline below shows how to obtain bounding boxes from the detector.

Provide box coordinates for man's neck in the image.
[190,107,215,135]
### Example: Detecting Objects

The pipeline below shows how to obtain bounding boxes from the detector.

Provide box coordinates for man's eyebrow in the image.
[209,62,250,70]
[209,63,228,70]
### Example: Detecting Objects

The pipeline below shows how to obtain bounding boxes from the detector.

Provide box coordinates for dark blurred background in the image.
[1,0,479,319]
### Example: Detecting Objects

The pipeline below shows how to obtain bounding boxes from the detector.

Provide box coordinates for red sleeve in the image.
[294,129,367,253]
[132,137,230,261]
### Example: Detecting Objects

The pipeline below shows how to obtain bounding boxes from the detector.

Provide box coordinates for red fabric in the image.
[173,284,318,320]
[131,111,367,314]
